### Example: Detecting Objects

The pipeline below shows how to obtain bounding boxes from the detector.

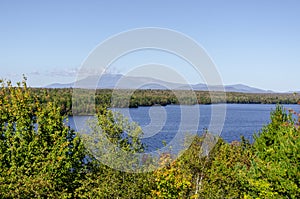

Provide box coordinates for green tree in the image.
[0,79,86,198]
[244,105,300,198]
[74,106,155,198]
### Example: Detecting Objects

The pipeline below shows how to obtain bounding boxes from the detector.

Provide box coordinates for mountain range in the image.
[46,74,274,93]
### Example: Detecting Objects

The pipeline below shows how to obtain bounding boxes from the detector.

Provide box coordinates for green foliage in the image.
[245,105,300,198]
[151,153,193,198]
[198,138,253,198]
[74,106,155,198]
[0,79,86,198]
[1,78,299,198]
[74,165,154,198]
[80,106,146,172]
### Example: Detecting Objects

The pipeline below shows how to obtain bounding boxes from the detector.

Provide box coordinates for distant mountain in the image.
[223,84,274,93]
[46,74,184,90]
[45,74,274,93]
[287,91,300,94]
[46,83,73,88]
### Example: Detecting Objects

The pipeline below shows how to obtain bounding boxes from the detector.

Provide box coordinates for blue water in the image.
[68,104,300,152]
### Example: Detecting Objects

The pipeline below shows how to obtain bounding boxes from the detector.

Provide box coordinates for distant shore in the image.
[25,88,300,116]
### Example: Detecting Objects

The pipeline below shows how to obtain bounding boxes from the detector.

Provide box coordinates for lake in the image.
[68,104,300,152]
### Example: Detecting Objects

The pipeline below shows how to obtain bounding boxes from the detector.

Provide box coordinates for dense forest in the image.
[29,87,300,115]
[1,79,300,198]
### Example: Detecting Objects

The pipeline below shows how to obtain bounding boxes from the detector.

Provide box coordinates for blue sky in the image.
[0,0,299,92]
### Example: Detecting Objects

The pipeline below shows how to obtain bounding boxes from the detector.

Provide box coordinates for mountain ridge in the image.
[45,74,274,93]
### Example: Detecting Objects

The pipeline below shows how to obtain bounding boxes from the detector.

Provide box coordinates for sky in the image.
[0,0,299,92]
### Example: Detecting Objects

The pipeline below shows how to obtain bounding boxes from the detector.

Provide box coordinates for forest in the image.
[0,79,300,198]
[29,87,300,116]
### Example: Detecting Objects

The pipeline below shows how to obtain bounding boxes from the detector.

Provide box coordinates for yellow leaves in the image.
[57,156,63,161]
[151,154,193,198]
[151,190,161,196]
[248,178,279,198]
[60,141,70,148]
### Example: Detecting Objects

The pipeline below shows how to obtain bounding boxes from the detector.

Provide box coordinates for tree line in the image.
[28,88,300,115]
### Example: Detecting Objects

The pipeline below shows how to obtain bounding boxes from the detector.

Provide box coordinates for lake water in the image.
[68,104,300,152]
